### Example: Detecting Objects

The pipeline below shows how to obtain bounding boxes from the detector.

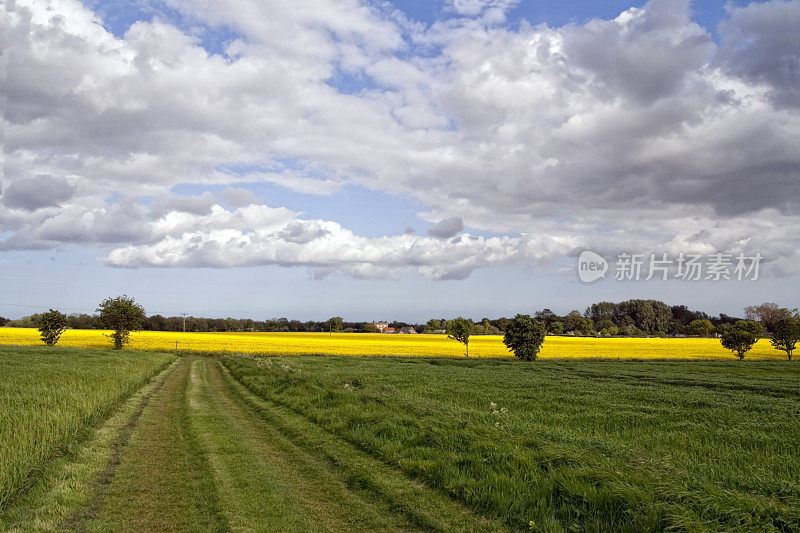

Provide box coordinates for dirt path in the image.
[70,356,502,532]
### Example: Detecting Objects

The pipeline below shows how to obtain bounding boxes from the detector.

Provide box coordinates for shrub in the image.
[720,320,763,359]
[36,309,68,346]
[96,295,146,350]
[503,314,546,361]
[446,317,473,357]
[771,316,800,360]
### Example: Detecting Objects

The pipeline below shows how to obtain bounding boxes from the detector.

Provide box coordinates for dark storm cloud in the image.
[150,193,217,219]
[2,175,76,211]
[427,217,465,239]
[278,220,330,243]
[717,0,800,108]
[562,0,713,105]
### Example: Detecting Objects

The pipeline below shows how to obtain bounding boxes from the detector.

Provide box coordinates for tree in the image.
[744,302,793,332]
[477,318,500,335]
[36,309,68,346]
[686,319,715,337]
[771,316,800,360]
[599,325,619,337]
[576,318,596,337]
[328,316,343,335]
[96,295,146,349]
[534,309,556,329]
[424,319,442,333]
[446,317,473,357]
[503,314,546,361]
[739,319,765,338]
[720,320,763,359]
[0,316,8,327]
[563,310,584,333]
[67,313,96,329]
[549,322,564,335]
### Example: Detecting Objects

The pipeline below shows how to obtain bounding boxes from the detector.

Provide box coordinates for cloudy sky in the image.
[2,0,799,320]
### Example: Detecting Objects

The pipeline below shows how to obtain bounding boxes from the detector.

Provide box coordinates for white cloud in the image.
[2,0,799,279]
[103,203,574,280]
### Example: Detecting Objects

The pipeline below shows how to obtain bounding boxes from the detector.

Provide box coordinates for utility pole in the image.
[181,313,188,333]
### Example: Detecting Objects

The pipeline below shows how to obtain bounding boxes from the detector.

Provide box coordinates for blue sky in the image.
[2,0,799,321]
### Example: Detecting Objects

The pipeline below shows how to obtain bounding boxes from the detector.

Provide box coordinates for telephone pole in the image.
[181,313,188,333]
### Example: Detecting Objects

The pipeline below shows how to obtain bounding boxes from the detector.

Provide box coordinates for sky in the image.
[2,0,799,321]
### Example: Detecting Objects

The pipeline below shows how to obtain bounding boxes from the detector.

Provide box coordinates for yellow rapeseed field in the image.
[0,327,787,359]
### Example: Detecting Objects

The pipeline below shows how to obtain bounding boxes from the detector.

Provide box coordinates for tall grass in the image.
[223,356,800,531]
[0,346,173,510]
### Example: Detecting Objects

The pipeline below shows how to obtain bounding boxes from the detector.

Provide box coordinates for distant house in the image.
[432,329,446,334]
[383,327,395,333]
[372,321,389,332]
[398,326,416,334]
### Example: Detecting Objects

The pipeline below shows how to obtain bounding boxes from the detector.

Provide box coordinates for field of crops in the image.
[224,354,800,531]
[0,346,174,511]
[0,327,788,359]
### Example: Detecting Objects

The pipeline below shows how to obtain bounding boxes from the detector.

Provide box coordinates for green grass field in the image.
[1,345,799,532]
[221,355,800,531]
[0,346,174,513]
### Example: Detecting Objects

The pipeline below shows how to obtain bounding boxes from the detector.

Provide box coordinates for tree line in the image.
[428,300,750,338]
[2,299,795,338]
[1,313,428,334]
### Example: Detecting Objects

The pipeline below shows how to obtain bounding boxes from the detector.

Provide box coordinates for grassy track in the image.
[81,356,228,532]
[189,358,502,531]
[189,357,409,531]
[211,360,505,531]
[222,355,800,532]
[16,355,497,531]
[0,346,174,513]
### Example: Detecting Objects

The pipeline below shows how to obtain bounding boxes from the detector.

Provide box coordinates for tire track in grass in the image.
[66,361,176,530]
[189,357,415,532]
[82,357,228,532]
[214,360,507,532]
[1,359,177,532]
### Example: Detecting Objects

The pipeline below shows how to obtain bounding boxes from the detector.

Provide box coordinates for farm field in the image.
[0,327,788,359]
[224,355,800,531]
[0,347,174,515]
[1,345,798,532]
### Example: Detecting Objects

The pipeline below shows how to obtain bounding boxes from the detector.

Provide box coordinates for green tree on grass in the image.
[446,317,473,357]
[96,295,146,349]
[771,316,800,360]
[720,320,763,359]
[503,314,546,361]
[36,309,68,346]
